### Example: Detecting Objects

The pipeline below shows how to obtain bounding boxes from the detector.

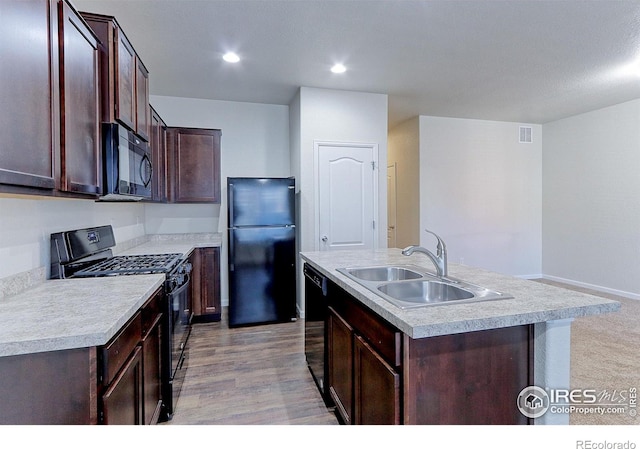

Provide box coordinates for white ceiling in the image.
[72,0,640,128]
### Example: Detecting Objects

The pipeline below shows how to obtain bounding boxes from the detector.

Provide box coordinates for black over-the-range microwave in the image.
[99,123,152,201]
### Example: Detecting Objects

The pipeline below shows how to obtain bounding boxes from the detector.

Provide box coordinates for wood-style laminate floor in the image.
[164,311,338,425]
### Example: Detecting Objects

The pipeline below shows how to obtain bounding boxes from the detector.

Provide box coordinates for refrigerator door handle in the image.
[228,182,234,228]
[228,229,235,272]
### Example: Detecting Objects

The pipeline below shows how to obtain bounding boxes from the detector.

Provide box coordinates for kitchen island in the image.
[301,249,621,425]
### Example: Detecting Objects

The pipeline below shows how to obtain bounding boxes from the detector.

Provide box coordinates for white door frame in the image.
[387,162,398,249]
[313,140,379,251]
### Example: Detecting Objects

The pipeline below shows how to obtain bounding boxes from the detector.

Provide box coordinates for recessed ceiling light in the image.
[331,63,346,74]
[620,61,640,77]
[223,52,240,63]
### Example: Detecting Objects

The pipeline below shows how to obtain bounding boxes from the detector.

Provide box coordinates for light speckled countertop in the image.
[119,233,222,258]
[0,233,222,357]
[0,275,165,357]
[301,249,621,339]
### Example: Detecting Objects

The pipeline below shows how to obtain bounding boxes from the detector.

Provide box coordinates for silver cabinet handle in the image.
[321,235,328,243]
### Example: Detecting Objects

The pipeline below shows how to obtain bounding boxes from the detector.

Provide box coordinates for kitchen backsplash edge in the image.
[0,267,47,302]
[0,233,222,300]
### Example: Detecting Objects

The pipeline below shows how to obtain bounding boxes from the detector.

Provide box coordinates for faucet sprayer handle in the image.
[424,229,446,255]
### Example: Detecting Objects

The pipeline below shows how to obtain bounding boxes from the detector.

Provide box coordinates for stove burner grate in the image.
[74,253,182,276]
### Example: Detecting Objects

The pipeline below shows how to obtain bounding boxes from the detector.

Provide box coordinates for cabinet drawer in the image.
[101,312,142,386]
[330,288,401,367]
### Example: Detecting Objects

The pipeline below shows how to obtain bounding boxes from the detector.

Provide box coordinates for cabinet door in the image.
[115,27,136,132]
[0,0,57,190]
[58,0,101,195]
[141,314,163,425]
[168,127,221,203]
[327,307,353,424]
[102,346,143,425]
[192,247,222,321]
[354,335,400,425]
[135,59,150,141]
[150,106,167,202]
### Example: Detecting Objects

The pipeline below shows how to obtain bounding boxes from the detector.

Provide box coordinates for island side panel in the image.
[0,347,97,424]
[533,318,573,425]
[403,325,533,425]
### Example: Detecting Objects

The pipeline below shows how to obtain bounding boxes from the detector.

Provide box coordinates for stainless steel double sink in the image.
[336,265,512,309]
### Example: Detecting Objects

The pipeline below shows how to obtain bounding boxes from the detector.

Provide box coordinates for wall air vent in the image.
[519,126,533,143]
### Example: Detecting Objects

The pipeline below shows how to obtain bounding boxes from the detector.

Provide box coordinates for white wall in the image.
[149,95,291,305]
[419,116,542,277]
[542,99,640,298]
[289,91,303,309]
[148,95,291,233]
[296,87,389,254]
[0,195,145,279]
[291,87,388,315]
[388,117,421,248]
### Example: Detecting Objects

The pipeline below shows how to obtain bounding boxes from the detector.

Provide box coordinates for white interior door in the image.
[316,142,377,251]
[387,163,397,248]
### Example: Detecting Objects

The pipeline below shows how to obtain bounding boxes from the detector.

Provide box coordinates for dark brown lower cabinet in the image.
[191,247,222,322]
[102,346,143,425]
[403,325,532,425]
[328,307,354,424]
[99,310,143,424]
[322,271,532,425]
[142,314,163,424]
[328,305,401,425]
[0,347,96,424]
[0,288,164,425]
[354,335,401,425]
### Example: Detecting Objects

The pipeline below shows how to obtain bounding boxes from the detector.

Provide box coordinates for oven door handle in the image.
[168,274,191,300]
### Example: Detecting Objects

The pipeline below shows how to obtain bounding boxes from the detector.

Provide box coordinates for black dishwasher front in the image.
[304,263,330,405]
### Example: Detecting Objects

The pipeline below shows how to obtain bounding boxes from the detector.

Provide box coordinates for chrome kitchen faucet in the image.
[402,229,448,278]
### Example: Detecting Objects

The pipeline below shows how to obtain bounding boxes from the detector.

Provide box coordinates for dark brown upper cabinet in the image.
[58,0,101,196]
[0,0,101,198]
[80,12,151,142]
[0,0,58,191]
[167,127,221,203]
[149,106,168,202]
[135,61,150,142]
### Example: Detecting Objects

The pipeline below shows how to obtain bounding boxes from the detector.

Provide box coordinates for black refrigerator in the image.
[227,177,297,327]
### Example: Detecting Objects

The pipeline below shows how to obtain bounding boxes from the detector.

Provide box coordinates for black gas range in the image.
[49,225,192,421]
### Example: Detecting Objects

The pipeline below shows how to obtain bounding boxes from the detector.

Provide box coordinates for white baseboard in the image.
[515,273,543,280]
[540,274,640,301]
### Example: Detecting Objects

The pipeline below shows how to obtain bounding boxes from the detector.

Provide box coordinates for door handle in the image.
[321,235,328,243]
